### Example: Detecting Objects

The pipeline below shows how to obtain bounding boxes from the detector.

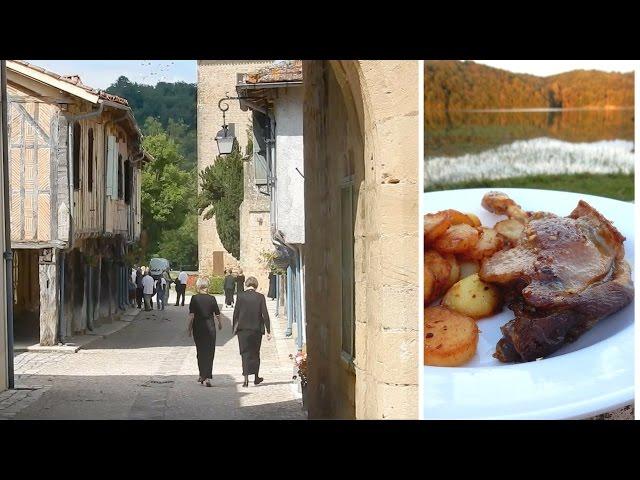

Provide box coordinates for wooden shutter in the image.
[106,135,116,197]
[340,178,355,359]
[253,112,269,185]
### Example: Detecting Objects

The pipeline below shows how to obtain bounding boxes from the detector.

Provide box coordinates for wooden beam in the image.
[39,248,59,346]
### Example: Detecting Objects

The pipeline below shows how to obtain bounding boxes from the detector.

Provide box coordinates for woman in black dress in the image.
[232,276,271,387]
[188,277,222,387]
[235,268,245,296]
[223,270,235,307]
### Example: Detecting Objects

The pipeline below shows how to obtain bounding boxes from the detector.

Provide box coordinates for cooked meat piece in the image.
[479,194,634,363]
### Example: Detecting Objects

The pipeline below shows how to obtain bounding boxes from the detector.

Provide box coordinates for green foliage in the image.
[106,77,197,170]
[425,61,634,126]
[141,127,198,267]
[426,173,634,202]
[197,141,245,259]
[207,276,225,295]
[258,249,287,275]
[106,77,199,268]
[155,214,198,269]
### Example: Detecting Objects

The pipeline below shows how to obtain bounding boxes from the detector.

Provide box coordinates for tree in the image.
[197,141,245,259]
[156,214,198,269]
[141,131,197,264]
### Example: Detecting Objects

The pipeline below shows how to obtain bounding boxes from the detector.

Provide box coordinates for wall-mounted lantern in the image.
[216,93,250,156]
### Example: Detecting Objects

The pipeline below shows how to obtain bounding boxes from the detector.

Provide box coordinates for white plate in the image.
[423,188,635,419]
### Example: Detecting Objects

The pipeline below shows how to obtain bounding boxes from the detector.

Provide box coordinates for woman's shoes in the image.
[254,377,264,385]
[205,380,212,387]
[242,380,249,388]
[198,377,204,384]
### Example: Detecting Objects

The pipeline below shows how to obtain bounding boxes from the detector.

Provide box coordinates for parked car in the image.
[148,258,170,280]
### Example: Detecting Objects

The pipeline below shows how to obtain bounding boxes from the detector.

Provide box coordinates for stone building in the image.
[5,61,149,347]
[303,61,419,419]
[197,61,273,292]
[235,61,306,347]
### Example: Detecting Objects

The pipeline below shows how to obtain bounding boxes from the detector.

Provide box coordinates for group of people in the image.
[129,266,189,312]
[223,268,245,307]
[189,274,271,389]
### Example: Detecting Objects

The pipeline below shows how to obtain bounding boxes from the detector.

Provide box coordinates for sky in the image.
[473,60,637,77]
[27,60,197,89]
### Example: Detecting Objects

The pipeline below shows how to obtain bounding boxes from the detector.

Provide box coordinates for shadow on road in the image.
[13,373,305,420]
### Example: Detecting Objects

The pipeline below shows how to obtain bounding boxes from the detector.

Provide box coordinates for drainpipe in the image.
[295,247,303,351]
[1,60,15,388]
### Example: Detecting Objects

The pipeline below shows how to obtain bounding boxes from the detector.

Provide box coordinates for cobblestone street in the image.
[0,292,306,420]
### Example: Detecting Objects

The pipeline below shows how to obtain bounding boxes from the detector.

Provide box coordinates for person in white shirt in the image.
[142,272,155,311]
[175,270,189,306]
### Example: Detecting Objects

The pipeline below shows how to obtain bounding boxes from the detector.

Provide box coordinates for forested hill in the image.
[105,76,197,169]
[425,61,634,113]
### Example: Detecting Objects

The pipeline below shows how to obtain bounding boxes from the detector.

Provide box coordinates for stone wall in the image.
[303,60,419,419]
[197,60,273,276]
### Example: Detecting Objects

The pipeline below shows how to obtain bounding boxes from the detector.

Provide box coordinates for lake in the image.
[424,108,635,189]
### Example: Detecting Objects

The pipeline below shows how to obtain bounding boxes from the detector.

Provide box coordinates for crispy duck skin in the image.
[479,195,634,363]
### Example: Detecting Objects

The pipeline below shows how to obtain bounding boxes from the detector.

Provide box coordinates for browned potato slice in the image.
[424,212,452,246]
[443,209,476,227]
[466,227,504,260]
[424,306,479,367]
[424,265,435,305]
[458,259,480,279]
[465,213,482,227]
[425,250,451,299]
[444,254,459,291]
[494,218,525,243]
[434,224,479,254]
[442,273,502,319]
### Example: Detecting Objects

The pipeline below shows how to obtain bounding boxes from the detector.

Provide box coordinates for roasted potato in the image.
[441,273,502,319]
[465,212,482,227]
[443,209,476,227]
[466,227,504,260]
[433,223,479,254]
[494,218,525,243]
[444,254,460,291]
[458,259,480,279]
[424,265,435,306]
[424,306,479,367]
[425,250,452,299]
[424,212,452,246]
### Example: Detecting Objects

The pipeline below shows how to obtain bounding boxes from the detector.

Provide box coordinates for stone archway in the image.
[303,60,419,419]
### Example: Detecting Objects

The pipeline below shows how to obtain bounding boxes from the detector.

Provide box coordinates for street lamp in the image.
[215,94,250,156]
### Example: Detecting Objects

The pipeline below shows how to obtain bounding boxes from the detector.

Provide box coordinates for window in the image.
[117,154,123,199]
[72,122,81,190]
[124,159,132,204]
[87,128,94,192]
[252,112,269,186]
[340,177,355,359]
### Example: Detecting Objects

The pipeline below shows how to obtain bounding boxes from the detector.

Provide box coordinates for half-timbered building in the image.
[5,60,151,346]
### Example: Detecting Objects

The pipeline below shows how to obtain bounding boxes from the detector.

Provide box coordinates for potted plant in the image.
[290,351,308,408]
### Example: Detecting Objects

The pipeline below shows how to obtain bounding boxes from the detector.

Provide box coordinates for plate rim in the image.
[422,187,635,419]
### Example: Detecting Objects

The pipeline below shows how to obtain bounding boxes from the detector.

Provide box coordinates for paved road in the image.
[1,293,306,420]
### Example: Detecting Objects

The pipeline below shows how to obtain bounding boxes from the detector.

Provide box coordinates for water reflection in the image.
[424,108,635,187]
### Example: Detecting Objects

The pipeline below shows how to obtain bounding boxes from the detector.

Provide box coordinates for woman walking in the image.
[188,278,222,387]
[232,276,271,387]
[223,269,235,307]
[235,268,245,296]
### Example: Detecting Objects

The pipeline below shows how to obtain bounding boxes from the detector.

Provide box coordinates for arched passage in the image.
[303,60,419,419]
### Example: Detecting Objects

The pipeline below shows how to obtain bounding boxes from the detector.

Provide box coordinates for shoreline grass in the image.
[425,173,634,201]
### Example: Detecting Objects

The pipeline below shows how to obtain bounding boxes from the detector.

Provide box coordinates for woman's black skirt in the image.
[224,288,234,305]
[237,330,262,376]
[194,321,217,379]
